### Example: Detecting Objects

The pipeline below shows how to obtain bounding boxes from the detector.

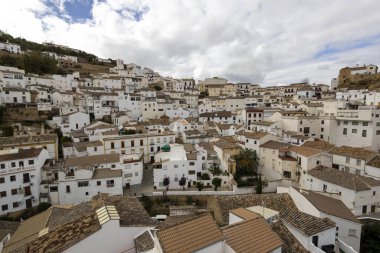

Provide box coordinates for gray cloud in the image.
[1,0,380,86]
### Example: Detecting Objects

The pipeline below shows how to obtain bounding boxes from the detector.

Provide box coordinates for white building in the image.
[0,67,25,88]
[153,144,205,189]
[0,42,21,54]
[58,153,123,204]
[279,187,362,252]
[2,194,155,253]
[51,111,90,136]
[0,88,30,104]
[0,148,49,215]
[302,165,380,216]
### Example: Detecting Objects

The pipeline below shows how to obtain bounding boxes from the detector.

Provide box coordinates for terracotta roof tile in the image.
[223,218,283,253]
[329,146,377,161]
[307,165,380,191]
[271,220,309,253]
[281,208,335,236]
[157,213,224,253]
[297,189,360,224]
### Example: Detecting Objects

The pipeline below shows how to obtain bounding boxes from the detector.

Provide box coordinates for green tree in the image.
[201,173,210,180]
[23,52,58,74]
[256,175,263,194]
[179,176,187,190]
[196,181,204,191]
[361,223,380,253]
[235,148,259,177]
[140,194,153,214]
[212,177,222,191]
[163,177,170,191]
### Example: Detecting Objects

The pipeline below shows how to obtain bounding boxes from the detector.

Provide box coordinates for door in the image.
[312,236,319,247]
[24,186,31,196]
[26,198,32,208]
[23,173,30,183]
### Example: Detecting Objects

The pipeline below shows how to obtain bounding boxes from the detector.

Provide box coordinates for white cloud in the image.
[1,0,380,85]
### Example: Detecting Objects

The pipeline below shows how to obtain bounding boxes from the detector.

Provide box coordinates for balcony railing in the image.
[0,166,33,175]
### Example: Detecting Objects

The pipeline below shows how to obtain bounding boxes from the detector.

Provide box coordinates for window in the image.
[377,130,380,135]
[106,180,114,187]
[131,141,134,147]
[0,191,6,197]
[10,175,16,181]
[348,229,356,237]
[174,165,178,168]
[121,141,125,148]
[0,164,5,169]
[2,205,8,211]
[352,122,358,126]
[97,181,101,186]
[19,161,24,167]
[363,122,369,126]
[140,140,144,146]
[78,181,89,187]
[124,173,133,178]
[344,121,348,125]
[110,142,115,149]
[362,130,367,137]
[300,121,303,125]
[373,191,376,196]
[346,157,350,163]
[28,160,34,165]
[343,128,347,135]
[283,171,291,178]
[111,164,116,168]
[50,186,58,192]
[189,170,196,175]
[13,202,19,208]
[189,162,195,166]
[11,162,16,167]
[0,177,4,184]
[352,129,357,133]
[135,172,138,176]
[323,184,327,192]
[321,120,324,124]
[321,128,324,132]
[11,189,17,195]
[66,185,71,193]
[356,160,361,166]
[94,147,98,152]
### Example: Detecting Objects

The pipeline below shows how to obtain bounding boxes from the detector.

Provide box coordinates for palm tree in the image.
[235,148,259,177]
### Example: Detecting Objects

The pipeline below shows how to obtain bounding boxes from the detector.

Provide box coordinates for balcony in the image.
[336,109,372,121]
[0,166,33,175]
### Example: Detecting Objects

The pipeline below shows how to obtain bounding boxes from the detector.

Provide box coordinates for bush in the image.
[186,196,193,205]
[140,195,153,213]
[196,182,204,191]
[201,173,210,180]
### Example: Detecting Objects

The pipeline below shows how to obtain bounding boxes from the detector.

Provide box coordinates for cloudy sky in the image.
[1,0,380,85]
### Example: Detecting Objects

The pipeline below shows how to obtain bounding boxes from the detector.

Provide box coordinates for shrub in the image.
[201,173,210,180]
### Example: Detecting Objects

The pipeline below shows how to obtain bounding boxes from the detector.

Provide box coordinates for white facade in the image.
[0,148,49,215]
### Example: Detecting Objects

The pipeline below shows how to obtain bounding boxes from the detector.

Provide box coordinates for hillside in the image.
[0,31,115,75]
